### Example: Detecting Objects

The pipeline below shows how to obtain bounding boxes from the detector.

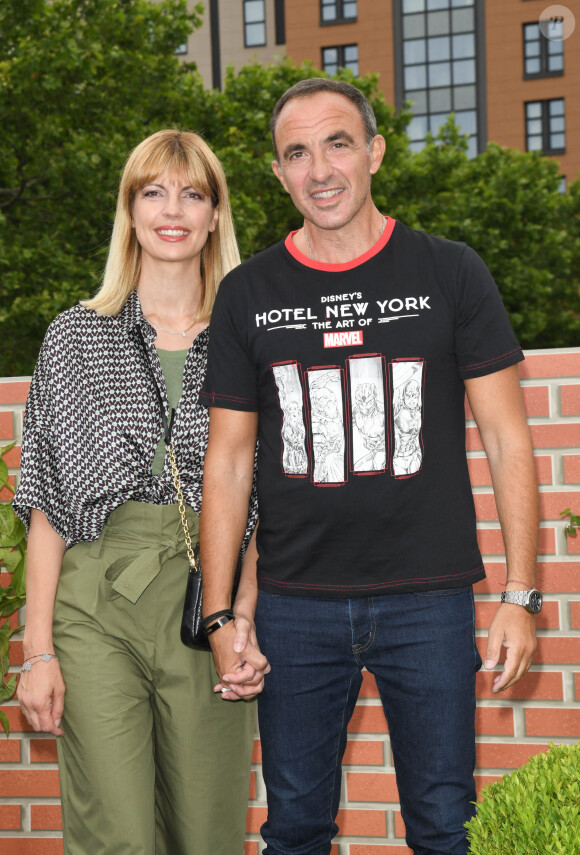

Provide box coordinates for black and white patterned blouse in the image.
[13,290,256,550]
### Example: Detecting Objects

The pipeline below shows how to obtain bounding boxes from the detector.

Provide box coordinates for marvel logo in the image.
[323,330,364,348]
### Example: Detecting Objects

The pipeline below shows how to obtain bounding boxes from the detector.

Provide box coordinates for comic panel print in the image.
[347,355,387,474]
[390,359,425,479]
[273,362,309,476]
[306,367,346,486]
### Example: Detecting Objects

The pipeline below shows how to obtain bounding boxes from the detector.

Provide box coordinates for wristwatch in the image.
[500,588,543,614]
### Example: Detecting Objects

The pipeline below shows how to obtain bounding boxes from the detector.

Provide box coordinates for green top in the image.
[152,348,188,476]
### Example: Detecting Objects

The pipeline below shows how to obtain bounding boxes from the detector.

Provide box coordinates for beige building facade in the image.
[176,0,286,89]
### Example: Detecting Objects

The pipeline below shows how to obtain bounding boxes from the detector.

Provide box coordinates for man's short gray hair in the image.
[270,78,378,161]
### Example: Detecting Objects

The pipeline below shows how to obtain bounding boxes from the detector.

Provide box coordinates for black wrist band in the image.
[205,614,236,635]
[202,608,234,628]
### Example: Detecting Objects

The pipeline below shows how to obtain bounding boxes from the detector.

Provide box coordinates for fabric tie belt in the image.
[89,513,196,604]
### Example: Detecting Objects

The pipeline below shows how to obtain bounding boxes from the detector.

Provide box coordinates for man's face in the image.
[272,92,385,234]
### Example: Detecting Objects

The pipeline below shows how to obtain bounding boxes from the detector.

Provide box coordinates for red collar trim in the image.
[284,216,396,271]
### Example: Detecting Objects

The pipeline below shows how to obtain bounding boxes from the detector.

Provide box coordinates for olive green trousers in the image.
[53,501,255,855]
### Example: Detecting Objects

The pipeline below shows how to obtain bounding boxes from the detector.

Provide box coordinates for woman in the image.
[14,130,264,855]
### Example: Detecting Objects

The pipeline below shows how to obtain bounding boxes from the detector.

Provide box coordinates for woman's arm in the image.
[16,509,66,735]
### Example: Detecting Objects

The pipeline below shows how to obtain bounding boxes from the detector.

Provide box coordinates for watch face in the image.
[529,590,543,614]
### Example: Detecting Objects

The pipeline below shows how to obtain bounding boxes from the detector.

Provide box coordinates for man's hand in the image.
[209,618,270,701]
[484,603,537,693]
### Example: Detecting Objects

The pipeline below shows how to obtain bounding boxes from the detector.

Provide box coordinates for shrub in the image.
[465,742,580,854]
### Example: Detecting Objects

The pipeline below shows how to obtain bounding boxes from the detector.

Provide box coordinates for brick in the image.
[31,804,62,831]
[475,600,559,630]
[0,705,34,732]
[466,454,551,487]
[575,673,580,700]
[529,424,580,449]
[476,670,563,700]
[567,532,580,554]
[348,704,388,733]
[360,670,379,698]
[395,810,406,838]
[536,562,580,593]
[539,491,580,521]
[346,772,399,802]
[475,707,514,735]
[535,637,580,664]
[251,738,262,763]
[0,381,30,405]
[0,804,21,830]
[519,352,580,379]
[0,411,14,439]
[563,455,580,484]
[9,639,24,667]
[343,739,385,766]
[571,601,580,629]
[561,384,580,415]
[1,445,20,467]
[30,738,59,763]
[476,742,550,769]
[0,769,60,797]
[336,807,387,837]
[351,847,412,855]
[525,708,580,737]
[246,806,268,834]
[244,843,259,855]
[0,842,63,855]
[476,527,554,555]
[0,738,21,762]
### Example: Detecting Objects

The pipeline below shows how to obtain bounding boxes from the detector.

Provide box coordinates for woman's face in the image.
[131,170,218,270]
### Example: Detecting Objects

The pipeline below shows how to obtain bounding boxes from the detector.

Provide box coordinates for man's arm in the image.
[200,407,268,696]
[464,364,540,694]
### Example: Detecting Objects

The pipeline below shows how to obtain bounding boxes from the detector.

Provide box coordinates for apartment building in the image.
[177,1,579,181]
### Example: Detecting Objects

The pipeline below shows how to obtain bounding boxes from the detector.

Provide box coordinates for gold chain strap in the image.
[167,443,198,571]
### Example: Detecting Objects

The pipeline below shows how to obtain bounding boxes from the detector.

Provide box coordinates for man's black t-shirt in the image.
[201,219,523,597]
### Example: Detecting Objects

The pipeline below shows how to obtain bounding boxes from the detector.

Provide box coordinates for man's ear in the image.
[272,160,289,193]
[369,135,386,175]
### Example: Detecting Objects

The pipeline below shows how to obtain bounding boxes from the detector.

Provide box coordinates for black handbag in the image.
[136,326,210,650]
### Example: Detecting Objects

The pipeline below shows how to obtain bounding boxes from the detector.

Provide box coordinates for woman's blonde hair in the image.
[83,129,240,317]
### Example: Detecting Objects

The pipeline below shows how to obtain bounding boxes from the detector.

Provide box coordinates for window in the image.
[322,44,359,76]
[400,0,478,156]
[174,43,188,56]
[321,0,357,24]
[523,21,563,77]
[274,0,285,45]
[525,99,565,154]
[244,0,266,47]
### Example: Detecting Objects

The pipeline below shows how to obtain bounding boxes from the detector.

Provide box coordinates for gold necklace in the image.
[303,215,387,260]
[145,315,198,337]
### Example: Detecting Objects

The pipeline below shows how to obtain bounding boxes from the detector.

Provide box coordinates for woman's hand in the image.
[17,657,65,736]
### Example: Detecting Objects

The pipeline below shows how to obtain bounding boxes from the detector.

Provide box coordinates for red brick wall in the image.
[1,349,579,852]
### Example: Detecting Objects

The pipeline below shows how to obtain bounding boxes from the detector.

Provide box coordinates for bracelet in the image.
[504,579,534,589]
[205,614,236,635]
[23,652,56,664]
[202,609,234,628]
[20,653,58,673]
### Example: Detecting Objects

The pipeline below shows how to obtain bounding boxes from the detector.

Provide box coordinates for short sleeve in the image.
[12,326,68,539]
[454,246,524,379]
[200,271,259,412]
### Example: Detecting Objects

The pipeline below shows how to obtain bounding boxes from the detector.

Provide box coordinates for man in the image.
[199,79,540,855]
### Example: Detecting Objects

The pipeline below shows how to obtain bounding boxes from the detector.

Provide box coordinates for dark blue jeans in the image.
[254,587,481,855]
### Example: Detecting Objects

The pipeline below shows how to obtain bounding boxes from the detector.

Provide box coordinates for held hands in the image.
[484,603,537,693]
[209,616,270,701]
[17,657,65,736]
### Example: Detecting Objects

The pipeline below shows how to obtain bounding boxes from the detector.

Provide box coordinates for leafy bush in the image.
[465,742,580,854]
